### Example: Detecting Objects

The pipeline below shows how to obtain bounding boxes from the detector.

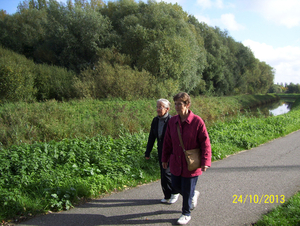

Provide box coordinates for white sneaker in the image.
[177,214,191,225]
[161,198,168,203]
[191,190,200,210]
[168,194,179,204]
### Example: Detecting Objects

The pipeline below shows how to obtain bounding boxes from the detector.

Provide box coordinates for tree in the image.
[0,0,275,99]
[40,1,112,72]
[286,83,300,93]
[0,0,111,72]
[257,61,274,93]
[0,3,48,59]
[268,84,283,93]
[100,0,206,92]
[0,10,7,19]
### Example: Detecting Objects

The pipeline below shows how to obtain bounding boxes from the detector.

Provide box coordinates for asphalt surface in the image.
[16,130,300,226]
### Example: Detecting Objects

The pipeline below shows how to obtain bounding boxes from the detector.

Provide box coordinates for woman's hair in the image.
[157,98,171,109]
[173,92,191,105]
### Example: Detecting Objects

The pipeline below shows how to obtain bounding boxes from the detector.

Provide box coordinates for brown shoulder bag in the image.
[177,124,201,171]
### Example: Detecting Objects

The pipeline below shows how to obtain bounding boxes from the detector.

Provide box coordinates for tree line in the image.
[0,0,275,102]
[268,83,300,94]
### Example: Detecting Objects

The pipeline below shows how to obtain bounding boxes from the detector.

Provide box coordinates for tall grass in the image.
[0,99,154,147]
[0,94,279,148]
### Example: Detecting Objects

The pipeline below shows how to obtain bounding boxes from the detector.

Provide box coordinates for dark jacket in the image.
[145,114,171,162]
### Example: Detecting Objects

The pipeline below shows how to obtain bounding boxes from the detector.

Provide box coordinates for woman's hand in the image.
[201,166,209,172]
[162,162,168,169]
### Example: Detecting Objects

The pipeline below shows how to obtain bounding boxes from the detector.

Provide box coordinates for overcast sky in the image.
[1,0,300,85]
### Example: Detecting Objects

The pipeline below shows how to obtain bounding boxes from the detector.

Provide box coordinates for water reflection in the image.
[244,101,293,117]
[269,103,291,116]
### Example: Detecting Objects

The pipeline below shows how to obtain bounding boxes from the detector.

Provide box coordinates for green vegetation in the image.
[0,94,300,223]
[0,94,279,148]
[0,46,76,103]
[276,93,300,102]
[254,191,300,226]
[0,0,275,103]
[269,83,300,94]
[208,102,300,160]
[0,132,159,222]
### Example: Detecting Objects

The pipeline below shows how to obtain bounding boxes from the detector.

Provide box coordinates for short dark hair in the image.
[173,92,191,105]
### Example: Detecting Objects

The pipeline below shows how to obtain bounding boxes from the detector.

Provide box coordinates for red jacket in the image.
[162,110,211,177]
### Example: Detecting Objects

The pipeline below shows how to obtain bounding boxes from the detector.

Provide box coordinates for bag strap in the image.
[177,124,186,152]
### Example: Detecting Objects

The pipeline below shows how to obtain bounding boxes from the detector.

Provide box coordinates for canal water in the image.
[252,100,293,117]
[269,103,291,116]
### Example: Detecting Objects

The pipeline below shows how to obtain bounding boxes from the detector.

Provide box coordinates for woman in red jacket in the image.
[162,92,211,225]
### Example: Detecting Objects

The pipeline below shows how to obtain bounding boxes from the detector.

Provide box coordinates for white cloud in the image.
[243,0,300,28]
[243,39,300,84]
[215,0,224,8]
[196,13,244,31]
[195,14,212,25]
[196,0,226,9]
[220,14,245,31]
[196,0,213,9]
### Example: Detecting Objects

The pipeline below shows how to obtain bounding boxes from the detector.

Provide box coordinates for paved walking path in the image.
[17,130,300,226]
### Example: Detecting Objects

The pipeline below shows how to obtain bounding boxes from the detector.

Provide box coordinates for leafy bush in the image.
[74,48,179,100]
[34,63,77,101]
[76,60,155,100]
[0,46,78,102]
[0,46,37,103]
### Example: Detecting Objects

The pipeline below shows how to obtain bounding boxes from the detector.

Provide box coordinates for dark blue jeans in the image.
[171,174,199,216]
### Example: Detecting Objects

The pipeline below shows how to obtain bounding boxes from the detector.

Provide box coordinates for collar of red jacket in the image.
[175,110,194,125]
